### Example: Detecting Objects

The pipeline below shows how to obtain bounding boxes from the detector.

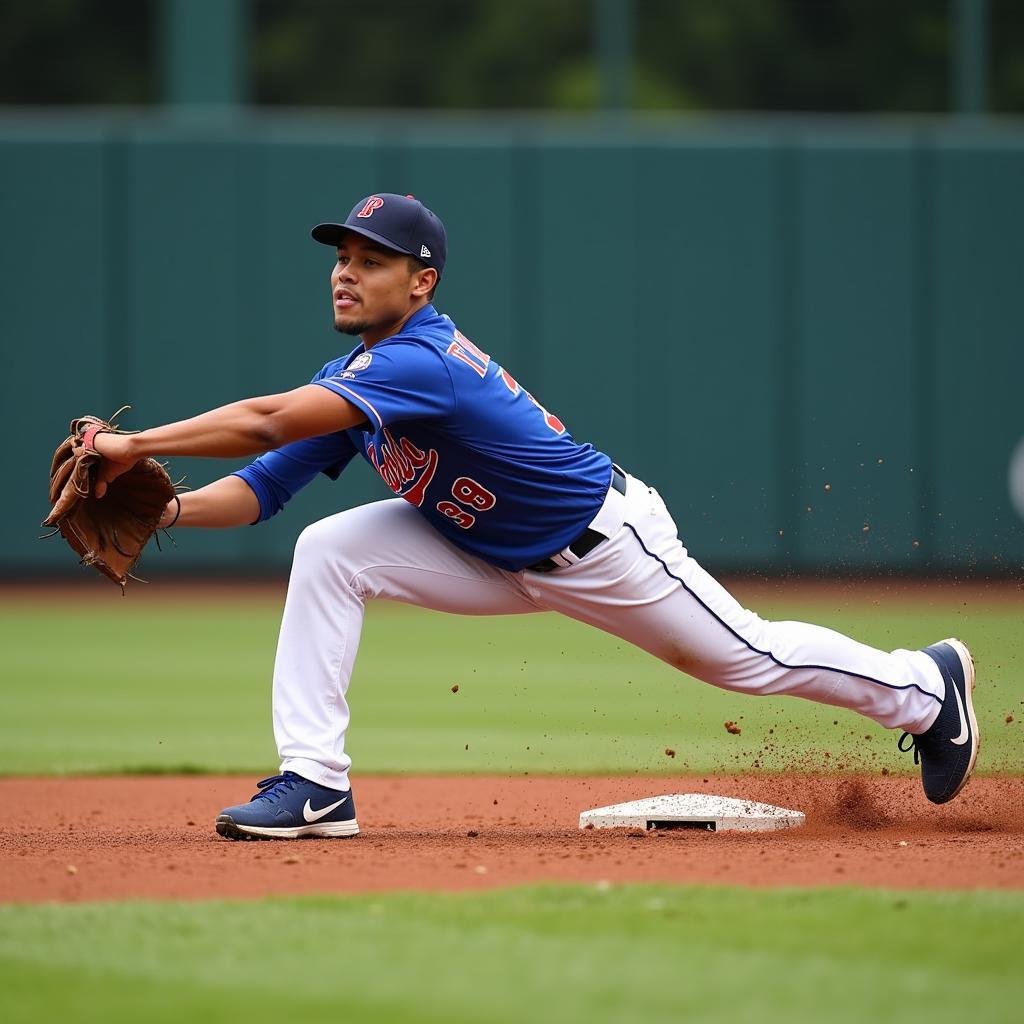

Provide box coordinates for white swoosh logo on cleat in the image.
[950,684,970,745]
[303,796,349,823]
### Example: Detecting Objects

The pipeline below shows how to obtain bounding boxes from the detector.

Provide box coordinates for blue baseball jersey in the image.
[234,305,612,571]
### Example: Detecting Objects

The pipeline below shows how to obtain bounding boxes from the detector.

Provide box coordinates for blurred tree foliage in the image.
[0,0,1021,113]
[636,0,950,111]
[0,0,154,104]
[253,0,592,108]
[992,0,1024,111]
[252,0,1024,113]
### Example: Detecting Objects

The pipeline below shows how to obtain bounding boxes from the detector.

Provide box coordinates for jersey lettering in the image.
[500,368,520,395]
[367,428,438,507]
[436,501,476,529]
[499,368,566,434]
[446,330,491,378]
[451,477,496,511]
[532,399,565,435]
[435,477,496,528]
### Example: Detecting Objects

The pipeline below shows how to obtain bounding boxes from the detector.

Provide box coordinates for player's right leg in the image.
[216,498,538,840]
[528,474,979,805]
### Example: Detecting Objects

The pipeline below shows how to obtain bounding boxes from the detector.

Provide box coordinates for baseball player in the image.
[90,193,979,840]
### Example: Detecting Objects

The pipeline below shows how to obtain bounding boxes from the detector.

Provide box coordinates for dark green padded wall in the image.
[795,136,920,571]
[2,135,110,569]
[634,137,785,567]
[2,116,1021,575]
[930,140,1024,571]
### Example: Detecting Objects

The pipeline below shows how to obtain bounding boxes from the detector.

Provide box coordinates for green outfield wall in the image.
[3,114,1022,575]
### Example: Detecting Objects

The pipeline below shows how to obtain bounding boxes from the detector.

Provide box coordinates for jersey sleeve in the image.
[313,338,455,433]
[233,432,358,523]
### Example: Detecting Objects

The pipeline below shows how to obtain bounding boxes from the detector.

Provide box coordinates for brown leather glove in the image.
[42,410,177,588]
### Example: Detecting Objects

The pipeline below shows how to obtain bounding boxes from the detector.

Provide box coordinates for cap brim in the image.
[310,222,414,256]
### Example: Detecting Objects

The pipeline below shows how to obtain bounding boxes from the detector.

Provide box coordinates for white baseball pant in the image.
[273,473,945,790]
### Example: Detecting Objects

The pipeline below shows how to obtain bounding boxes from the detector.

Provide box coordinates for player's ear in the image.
[412,267,438,298]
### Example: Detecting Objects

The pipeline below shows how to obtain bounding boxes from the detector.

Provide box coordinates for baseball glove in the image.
[42,408,178,589]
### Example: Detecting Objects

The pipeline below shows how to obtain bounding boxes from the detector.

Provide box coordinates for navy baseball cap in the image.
[311,193,447,275]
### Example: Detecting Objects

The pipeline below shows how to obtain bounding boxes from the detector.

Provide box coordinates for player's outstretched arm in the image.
[92,386,365,497]
[157,476,261,530]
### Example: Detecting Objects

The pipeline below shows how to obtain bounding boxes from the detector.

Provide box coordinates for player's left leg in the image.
[216,498,541,840]
[271,498,539,790]
[525,473,978,804]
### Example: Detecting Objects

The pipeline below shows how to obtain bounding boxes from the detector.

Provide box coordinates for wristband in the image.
[80,424,104,452]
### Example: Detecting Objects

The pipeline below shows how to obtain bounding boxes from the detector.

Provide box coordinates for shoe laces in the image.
[251,771,304,803]
[898,732,921,765]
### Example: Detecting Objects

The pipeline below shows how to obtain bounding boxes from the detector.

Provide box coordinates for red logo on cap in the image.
[357,196,385,218]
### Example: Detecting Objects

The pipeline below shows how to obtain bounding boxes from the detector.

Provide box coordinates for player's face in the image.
[331,233,434,347]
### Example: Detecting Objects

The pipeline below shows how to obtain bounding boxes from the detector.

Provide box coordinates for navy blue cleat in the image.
[899,639,980,804]
[216,771,359,840]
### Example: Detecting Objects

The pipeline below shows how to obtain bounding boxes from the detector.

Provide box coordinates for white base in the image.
[579,794,804,833]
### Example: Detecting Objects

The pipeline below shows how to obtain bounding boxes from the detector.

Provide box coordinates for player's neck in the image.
[361,300,432,349]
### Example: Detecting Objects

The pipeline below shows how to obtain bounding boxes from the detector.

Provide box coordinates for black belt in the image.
[527,465,627,573]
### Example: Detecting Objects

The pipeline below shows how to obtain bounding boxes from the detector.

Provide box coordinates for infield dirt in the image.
[2,773,1021,903]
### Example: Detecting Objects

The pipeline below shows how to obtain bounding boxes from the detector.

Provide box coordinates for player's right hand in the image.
[92,432,139,498]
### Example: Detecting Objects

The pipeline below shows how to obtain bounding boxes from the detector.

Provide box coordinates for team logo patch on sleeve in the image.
[348,352,373,372]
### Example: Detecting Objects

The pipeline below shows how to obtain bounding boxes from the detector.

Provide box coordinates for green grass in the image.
[1,592,1021,775]
[0,885,1019,1024]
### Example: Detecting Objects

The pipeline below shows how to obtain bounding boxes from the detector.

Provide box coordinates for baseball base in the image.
[579,793,805,832]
